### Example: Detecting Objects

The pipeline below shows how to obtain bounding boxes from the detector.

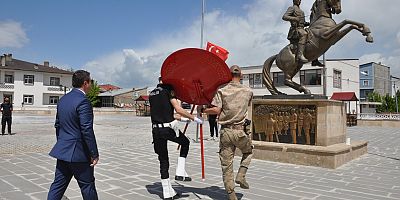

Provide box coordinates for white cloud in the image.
[84,0,400,88]
[397,31,400,44]
[84,50,167,87]
[0,21,29,48]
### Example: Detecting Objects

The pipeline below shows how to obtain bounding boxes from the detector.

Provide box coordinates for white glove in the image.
[193,116,203,124]
[170,120,180,134]
[180,117,191,123]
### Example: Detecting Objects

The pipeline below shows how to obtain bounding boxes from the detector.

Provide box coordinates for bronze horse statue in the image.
[263,0,373,95]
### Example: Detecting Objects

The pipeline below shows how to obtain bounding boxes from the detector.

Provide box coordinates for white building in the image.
[241,59,360,113]
[0,54,73,108]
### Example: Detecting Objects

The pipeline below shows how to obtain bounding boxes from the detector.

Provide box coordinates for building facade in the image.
[241,59,360,113]
[359,62,391,100]
[98,87,148,107]
[0,54,73,108]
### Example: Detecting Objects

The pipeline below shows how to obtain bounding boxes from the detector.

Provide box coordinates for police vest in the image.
[149,84,175,124]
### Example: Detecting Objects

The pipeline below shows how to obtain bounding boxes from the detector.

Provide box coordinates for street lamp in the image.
[391,75,399,113]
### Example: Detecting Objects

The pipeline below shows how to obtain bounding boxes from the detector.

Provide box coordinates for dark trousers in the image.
[1,116,11,134]
[48,159,98,200]
[209,119,218,137]
[152,127,190,179]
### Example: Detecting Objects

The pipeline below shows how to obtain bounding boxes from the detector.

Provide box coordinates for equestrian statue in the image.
[263,0,373,95]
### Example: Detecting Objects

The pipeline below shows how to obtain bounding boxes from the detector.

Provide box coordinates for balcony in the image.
[45,85,71,93]
[0,83,14,90]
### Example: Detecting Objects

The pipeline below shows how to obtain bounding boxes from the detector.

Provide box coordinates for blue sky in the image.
[1,0,400,88]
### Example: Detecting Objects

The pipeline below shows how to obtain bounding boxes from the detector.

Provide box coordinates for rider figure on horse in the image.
[283,0,309,63]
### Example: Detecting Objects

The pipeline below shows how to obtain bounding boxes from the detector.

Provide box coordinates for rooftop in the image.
[1,54,73,75]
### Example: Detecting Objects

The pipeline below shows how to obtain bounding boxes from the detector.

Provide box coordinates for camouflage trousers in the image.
[219,127,253,195]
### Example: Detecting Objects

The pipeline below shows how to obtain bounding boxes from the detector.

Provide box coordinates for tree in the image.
[86,80,101,107]
[382,94,396,113]
[367,92,385,113]
[367,91,398,113]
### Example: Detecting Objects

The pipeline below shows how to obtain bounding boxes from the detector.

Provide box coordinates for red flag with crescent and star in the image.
[206,42,229,61]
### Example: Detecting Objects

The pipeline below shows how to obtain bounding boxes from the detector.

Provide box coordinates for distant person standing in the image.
[1,97,13,135]
[208,114,218,140]
[48,70,99,200]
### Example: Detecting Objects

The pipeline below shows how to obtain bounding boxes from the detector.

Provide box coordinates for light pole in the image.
[391,75,399,113]
[322,54,326,96]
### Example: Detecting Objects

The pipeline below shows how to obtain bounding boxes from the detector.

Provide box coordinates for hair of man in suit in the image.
[72,70,91,88]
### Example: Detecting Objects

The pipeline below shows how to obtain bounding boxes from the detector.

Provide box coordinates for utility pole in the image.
[323,54,327,96]
[391,75,400,113]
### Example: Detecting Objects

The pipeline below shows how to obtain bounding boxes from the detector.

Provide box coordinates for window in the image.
[240,74,249,84]
[361,70,369,76]
[49,96,59,105]
[249,74,254,87]
[24,75,34,85]
[273,72,285,86]
[363,80,369,86]
[23,95,34,105]
[249,73,263,88]
[254,73,262,88]
[50,77,60,86]
[300,69,322,85]
[333,69,342,88]
[4,74,13,84]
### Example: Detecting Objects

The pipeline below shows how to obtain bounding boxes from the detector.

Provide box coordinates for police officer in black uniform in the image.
[149,77,203,200]
[1,97,13,135]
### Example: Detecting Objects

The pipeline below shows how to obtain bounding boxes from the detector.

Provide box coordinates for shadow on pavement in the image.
[146,182,244,200]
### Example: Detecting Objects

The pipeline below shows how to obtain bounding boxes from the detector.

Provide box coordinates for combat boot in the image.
[235,166,249,189]
[227,191,238,200]
[297,44,308,63]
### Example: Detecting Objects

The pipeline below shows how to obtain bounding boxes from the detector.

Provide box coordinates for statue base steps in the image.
[245,140,367,169]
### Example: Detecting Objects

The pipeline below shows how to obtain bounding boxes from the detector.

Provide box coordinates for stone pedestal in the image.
[249,98,368,168]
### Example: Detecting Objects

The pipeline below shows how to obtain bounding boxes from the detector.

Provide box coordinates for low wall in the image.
[357,120,400,128]
[14,108,136,115]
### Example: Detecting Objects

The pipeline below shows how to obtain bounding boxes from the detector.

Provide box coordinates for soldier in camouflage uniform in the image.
[202,65,253,200]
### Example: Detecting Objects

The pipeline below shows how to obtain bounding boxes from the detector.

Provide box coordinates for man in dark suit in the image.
[48,70,99,200]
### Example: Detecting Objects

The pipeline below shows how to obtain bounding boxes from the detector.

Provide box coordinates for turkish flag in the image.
[206,42,229,61]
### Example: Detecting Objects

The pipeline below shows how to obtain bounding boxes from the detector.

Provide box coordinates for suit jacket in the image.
[49,88,99,162]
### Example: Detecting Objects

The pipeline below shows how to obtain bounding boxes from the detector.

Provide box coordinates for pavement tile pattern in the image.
[0,113,399,200]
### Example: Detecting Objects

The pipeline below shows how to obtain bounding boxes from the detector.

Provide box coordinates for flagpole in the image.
[201,0,205,48]
[199,0,206,181]
[196,0,205,143]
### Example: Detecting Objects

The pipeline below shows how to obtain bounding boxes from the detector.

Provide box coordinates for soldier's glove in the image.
[193,117,203,124]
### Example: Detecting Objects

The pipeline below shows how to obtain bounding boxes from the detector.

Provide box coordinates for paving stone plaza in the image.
[0,113,399,200]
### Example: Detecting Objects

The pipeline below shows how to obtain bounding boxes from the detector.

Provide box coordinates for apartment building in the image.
[359,62,391,100]
[0,54,73,108]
